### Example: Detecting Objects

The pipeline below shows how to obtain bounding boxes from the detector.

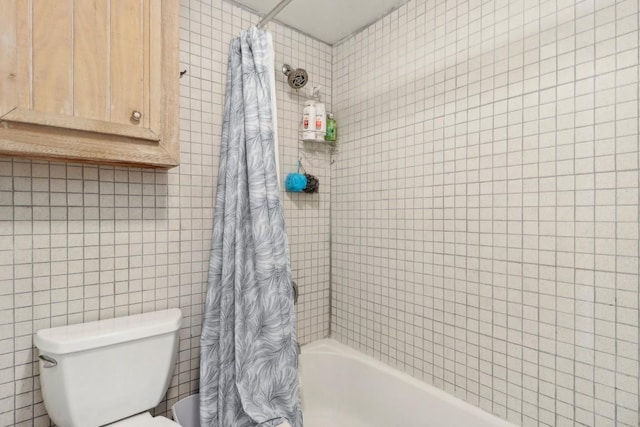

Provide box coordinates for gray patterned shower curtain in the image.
[200,27,301,427]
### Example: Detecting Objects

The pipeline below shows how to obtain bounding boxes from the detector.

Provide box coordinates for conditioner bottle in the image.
[314,103,326,141]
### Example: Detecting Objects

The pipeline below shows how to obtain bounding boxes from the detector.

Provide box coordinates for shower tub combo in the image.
[301,340,514,427]
[174,340,514,426]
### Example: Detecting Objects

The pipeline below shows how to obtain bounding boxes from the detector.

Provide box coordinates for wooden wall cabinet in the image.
[0,0,180,168]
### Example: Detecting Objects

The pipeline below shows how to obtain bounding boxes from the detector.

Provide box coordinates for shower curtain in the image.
[200,28,302,427]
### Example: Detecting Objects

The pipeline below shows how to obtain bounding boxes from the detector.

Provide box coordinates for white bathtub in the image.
[300,340,515,427]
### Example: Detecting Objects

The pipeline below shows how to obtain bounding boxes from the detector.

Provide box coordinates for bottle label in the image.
[304,118,309,129]
[316,118,322,129]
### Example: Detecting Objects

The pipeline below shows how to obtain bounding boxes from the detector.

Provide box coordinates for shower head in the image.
[282,64,308,90]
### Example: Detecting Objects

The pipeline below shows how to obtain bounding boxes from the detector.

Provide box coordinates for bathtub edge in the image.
[301,338,516,427]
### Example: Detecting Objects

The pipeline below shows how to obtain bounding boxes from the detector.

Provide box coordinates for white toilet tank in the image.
[34,309,182,427]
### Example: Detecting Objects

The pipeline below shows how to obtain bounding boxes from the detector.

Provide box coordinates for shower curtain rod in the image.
[257,0,293,28]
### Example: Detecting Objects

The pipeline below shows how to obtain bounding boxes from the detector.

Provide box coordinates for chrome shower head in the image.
[282,64,308,90]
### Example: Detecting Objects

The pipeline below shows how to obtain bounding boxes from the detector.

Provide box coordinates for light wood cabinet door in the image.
[0,0,179,168]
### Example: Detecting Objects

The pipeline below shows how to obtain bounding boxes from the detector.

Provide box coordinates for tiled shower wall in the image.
[0,0,331,424]
[332,0,639,425]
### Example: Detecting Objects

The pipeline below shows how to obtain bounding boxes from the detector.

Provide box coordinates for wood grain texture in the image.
[0,125,176,168]
[143,0,151,128]
[3,108,160,141]
[110,0,144,126]
[32,0,73,115]
[0,0,180,168]
[159,0,180,165]
[15,0,32,109]
[149,0,163,137]
[74,0,109,121]
[0,0,17,117]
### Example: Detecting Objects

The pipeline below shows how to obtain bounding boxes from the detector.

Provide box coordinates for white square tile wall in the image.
[0,0,331,424]
[332,0,639,425]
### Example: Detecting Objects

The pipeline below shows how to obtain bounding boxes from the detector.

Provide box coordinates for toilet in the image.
[34,309,183,427]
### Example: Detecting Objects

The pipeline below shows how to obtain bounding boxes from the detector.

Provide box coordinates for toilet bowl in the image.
[106,412,180,427]
[34,309,183,427]
[106,412,178,426]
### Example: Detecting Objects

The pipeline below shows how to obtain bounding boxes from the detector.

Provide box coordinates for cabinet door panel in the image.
[74,0,110,122]
[15,0,32,110]
[32,0,73,115]
[0,0,17,117]
[0,0,179,168]
[148,0,162,135]
[110,0,145,126]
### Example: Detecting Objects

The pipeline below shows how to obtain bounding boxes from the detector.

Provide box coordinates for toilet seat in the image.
[106,412,180,427]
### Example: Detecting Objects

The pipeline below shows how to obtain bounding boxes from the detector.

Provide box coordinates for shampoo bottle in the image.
[303,100,316,141]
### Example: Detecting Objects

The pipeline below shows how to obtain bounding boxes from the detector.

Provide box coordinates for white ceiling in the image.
[230,0,406,45]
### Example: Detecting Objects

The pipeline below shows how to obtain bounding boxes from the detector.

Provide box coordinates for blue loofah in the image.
[285,173,307,192]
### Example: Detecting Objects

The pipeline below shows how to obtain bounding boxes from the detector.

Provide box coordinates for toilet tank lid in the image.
[35,309,182,355]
